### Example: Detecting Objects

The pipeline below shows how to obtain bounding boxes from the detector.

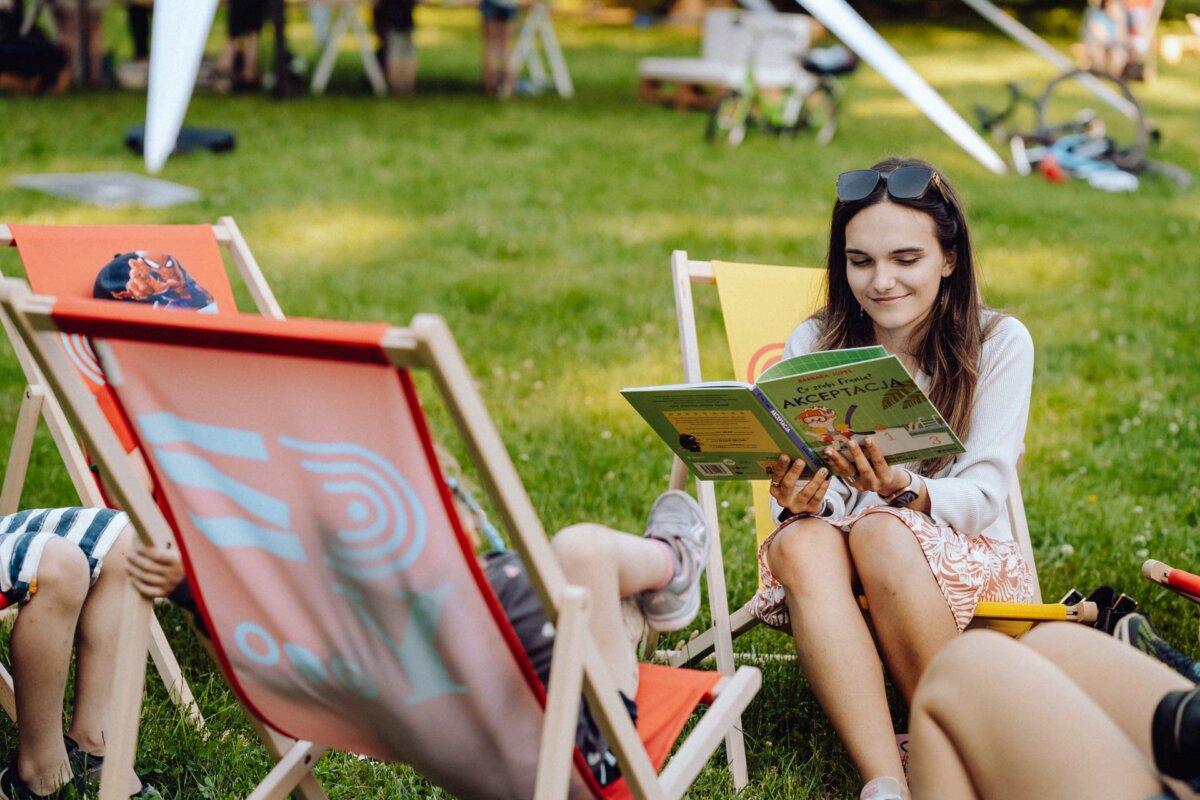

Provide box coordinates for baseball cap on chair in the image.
[93,250,217,312]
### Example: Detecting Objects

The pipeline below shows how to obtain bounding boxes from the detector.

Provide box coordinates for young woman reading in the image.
[753,156,1037,800]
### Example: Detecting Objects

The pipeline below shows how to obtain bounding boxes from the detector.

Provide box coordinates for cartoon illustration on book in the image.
[797,398,953,455]
[795,405,851,443]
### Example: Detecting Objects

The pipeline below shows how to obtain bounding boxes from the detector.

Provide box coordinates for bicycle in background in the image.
[705,16,858,147]
[972,67,1188,188]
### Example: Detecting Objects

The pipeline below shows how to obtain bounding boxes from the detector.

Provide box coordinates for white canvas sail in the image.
[145,0,220,174]
[793,0,1008,174]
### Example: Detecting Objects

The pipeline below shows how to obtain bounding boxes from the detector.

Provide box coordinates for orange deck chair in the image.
[0,219,282,724]
[1,283,762,800]
[655,252,1096,669]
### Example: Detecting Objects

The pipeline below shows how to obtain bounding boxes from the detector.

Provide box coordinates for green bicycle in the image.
[706,36,858,147]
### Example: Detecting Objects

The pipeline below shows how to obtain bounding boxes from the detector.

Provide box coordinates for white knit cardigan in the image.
[772,312,1034,542]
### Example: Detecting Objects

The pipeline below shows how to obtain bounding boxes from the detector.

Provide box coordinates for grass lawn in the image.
[1,7,1199,797]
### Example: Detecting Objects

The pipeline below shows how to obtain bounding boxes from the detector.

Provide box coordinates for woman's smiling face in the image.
[843,201,956,350]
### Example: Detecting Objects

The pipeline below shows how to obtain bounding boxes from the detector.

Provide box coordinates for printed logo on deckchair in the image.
[100,337,530,761]
[712,261,825,384]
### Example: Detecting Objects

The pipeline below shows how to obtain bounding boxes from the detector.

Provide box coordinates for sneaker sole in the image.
[644,582,701,633]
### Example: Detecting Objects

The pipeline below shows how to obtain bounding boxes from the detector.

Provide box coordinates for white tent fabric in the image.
[793,0,1008,174]
[144,0,220,174]
[961,0,1138,119]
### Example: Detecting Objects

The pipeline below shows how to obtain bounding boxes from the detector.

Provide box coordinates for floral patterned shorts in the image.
[750,506,1036,632]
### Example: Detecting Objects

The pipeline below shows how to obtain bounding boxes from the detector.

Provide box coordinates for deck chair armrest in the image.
[534,585,589,800]
[657,665,761,800]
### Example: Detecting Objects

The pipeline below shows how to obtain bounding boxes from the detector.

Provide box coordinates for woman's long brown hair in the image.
[814,156,1001,476]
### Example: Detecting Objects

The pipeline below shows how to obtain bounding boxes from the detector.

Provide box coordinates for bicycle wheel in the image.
[1035,69,1148,169]
[798,81,838,145]
[707,90,750,146]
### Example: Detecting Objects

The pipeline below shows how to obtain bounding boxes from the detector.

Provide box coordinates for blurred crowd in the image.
[0,0,523,96]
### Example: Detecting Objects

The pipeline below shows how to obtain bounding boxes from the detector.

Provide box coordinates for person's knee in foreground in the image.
[129,482,712,789]
[0,508,157,800]
[908,624,1199,799]
[755,157,1037,800]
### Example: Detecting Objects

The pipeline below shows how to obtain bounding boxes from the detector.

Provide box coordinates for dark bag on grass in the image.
[0,28,68,94]
[124,125,237,157]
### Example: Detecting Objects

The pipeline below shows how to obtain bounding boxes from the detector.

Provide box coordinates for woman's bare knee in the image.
[766,518,848,596]
[849,513,926,581]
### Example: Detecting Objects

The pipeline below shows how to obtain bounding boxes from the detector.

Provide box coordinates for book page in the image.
[621,385,802,480]
[756,355,964,466]
[756,345,887,382]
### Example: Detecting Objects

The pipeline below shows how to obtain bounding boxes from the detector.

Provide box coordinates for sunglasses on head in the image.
[836,165,948,203]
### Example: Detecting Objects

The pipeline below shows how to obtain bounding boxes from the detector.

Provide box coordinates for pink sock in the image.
[648,539,678,590]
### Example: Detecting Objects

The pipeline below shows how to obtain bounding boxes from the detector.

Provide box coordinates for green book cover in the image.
[756,351,964,469]
[622,347,964,481]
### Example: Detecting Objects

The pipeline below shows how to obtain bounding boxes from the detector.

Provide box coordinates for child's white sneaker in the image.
[860,776,903,800]
[638,491,711,632]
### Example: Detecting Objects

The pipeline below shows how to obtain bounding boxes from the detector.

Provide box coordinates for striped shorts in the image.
[0,508,130,604]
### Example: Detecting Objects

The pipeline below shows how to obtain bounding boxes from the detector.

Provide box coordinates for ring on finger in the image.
[846,473,859,484]
[770,481,782,489]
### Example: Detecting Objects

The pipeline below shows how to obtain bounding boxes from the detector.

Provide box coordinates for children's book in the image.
[622,346,964,481]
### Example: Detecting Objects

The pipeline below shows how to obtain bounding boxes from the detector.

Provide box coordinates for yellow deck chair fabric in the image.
[712,260,826,553]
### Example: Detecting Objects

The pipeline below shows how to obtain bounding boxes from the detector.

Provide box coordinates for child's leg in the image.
[128,3,151,61]
[216,38,239,86]
[551,523,670,696]
[10,537,90,794]
[482,17,502,94]
[386,30,416,94]
[85,8,104,86]
[495,19,514,95]
[909,630,1163,799]
[241,32,260,83]
[66,523,145,795]
[66,523,133,755]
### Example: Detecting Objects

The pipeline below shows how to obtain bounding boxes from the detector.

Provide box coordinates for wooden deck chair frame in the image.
[1,284,762,800]
[0,218,283,726]
[509,2,575,99]
[309,0,388,97]
[656,251,1096,669]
